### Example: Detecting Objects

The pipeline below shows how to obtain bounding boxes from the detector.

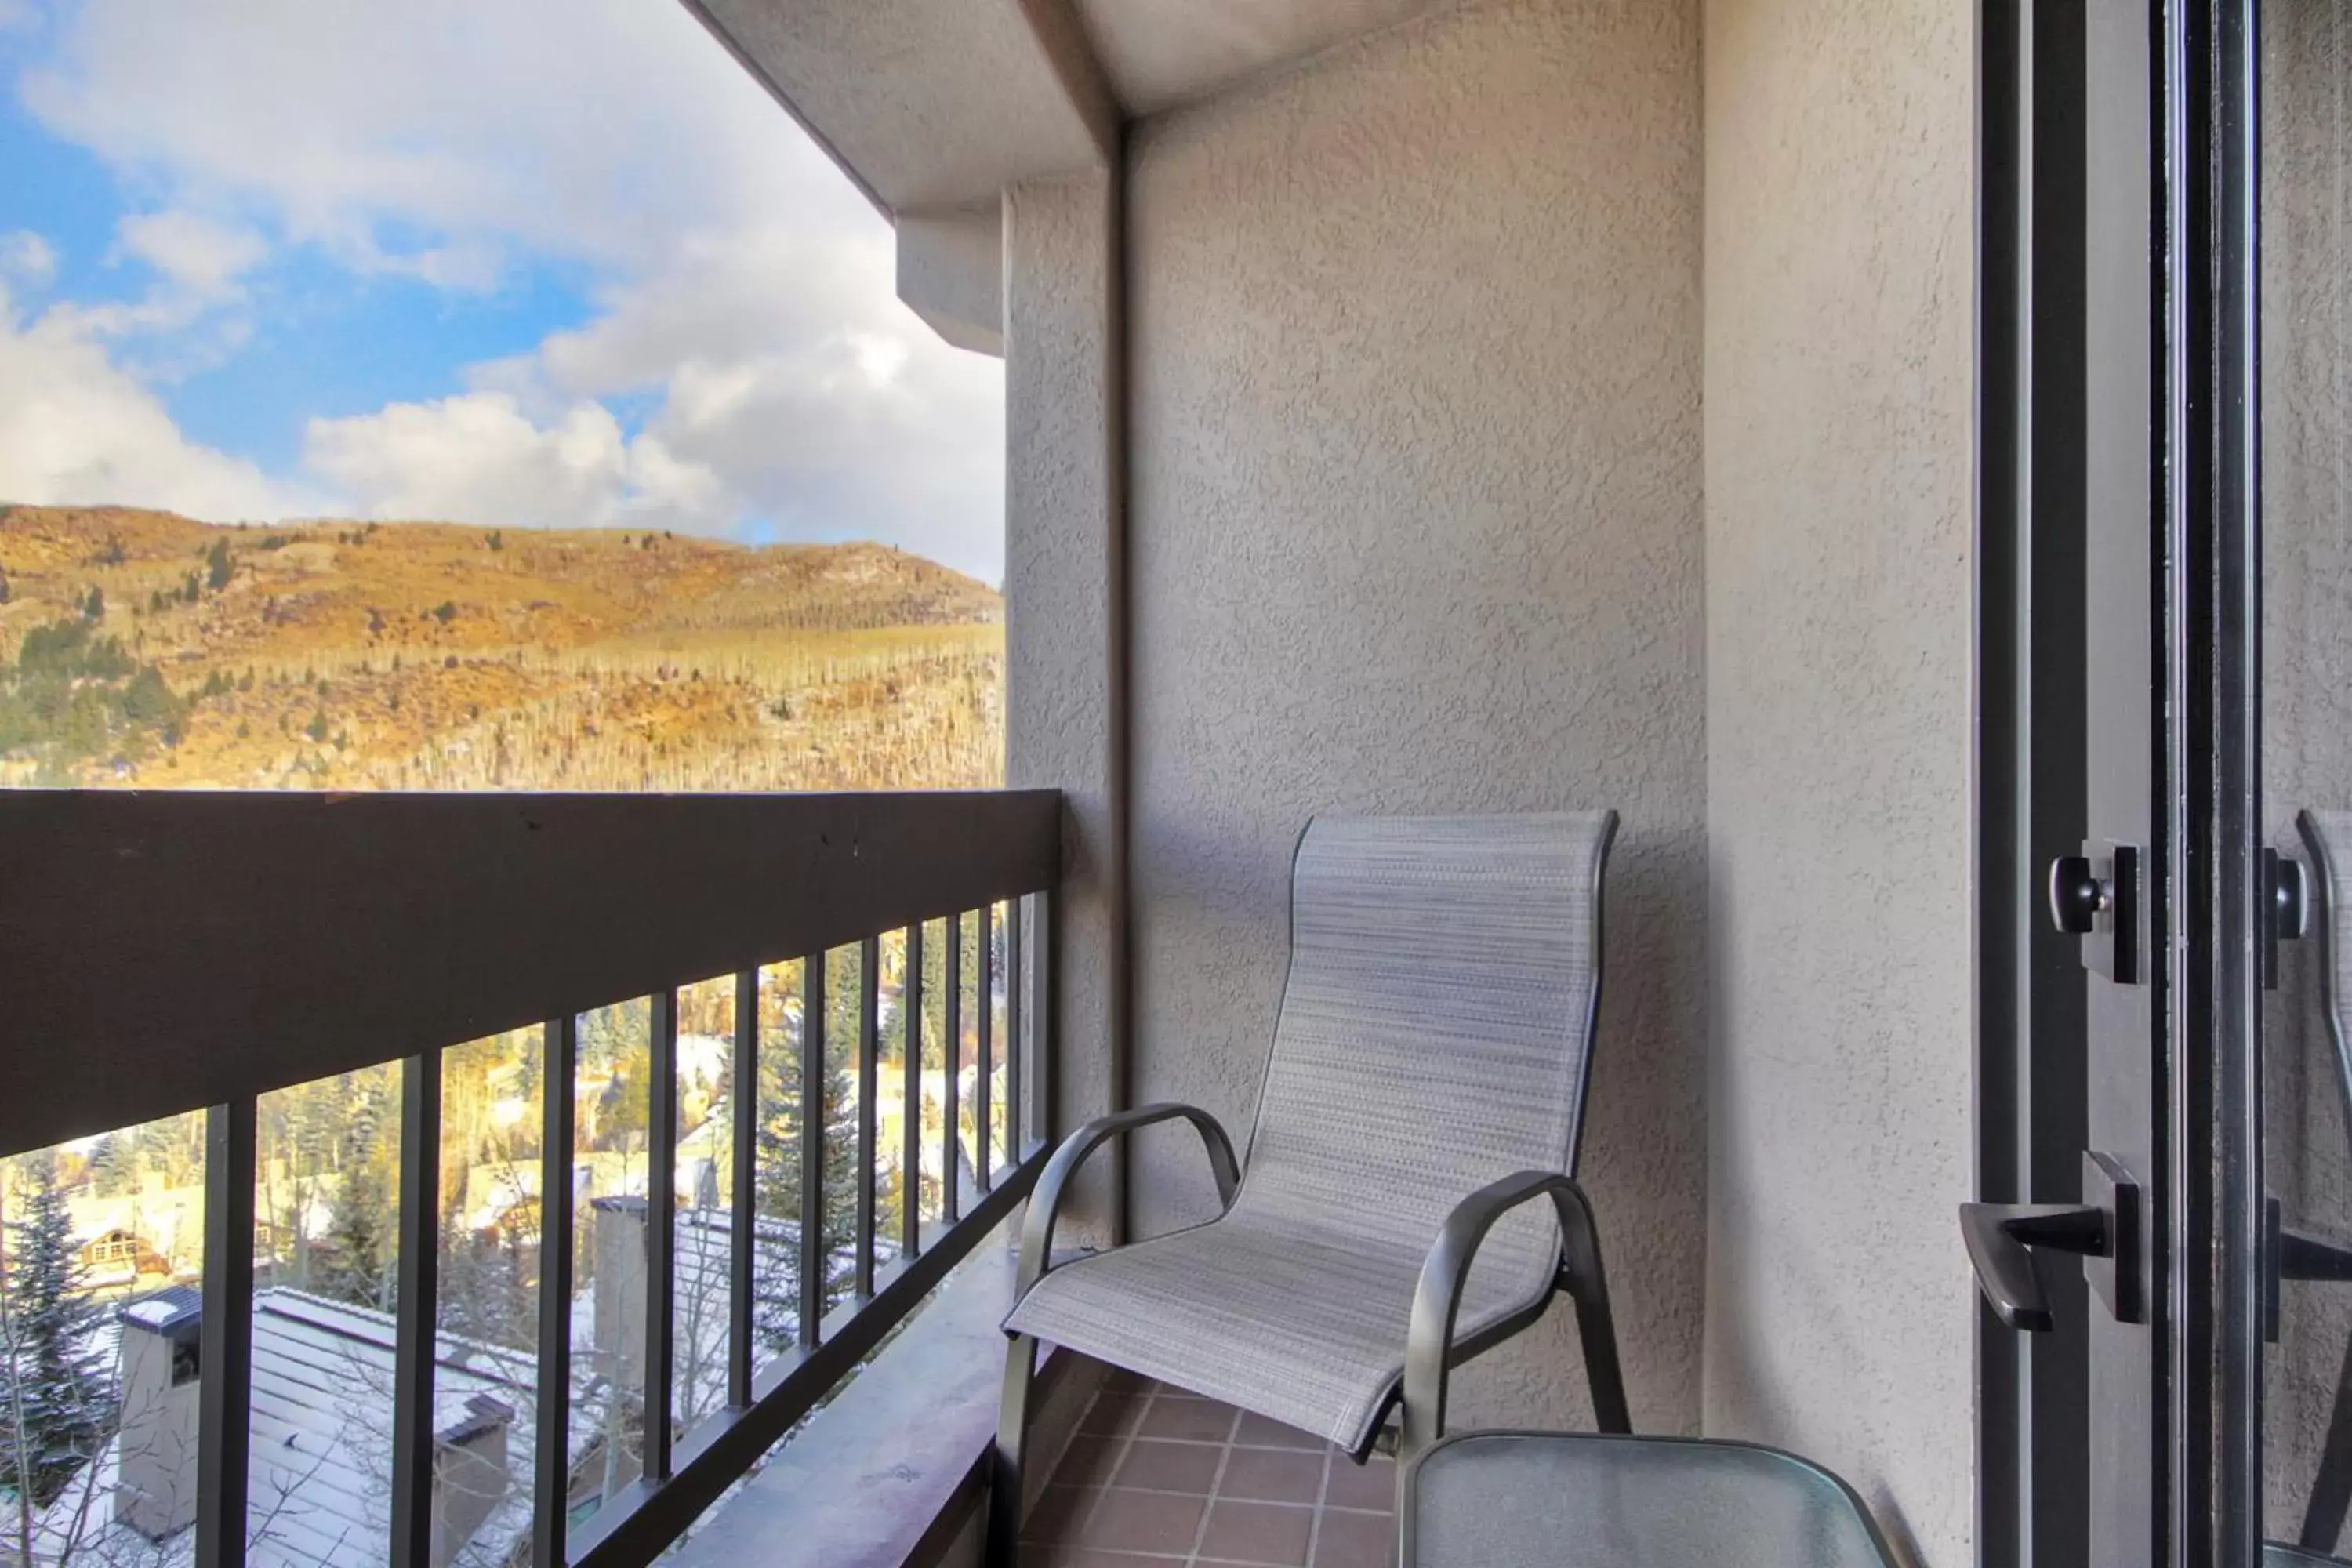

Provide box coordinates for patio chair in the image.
[2283,811,2352,1558]
[991,811,1632,1563]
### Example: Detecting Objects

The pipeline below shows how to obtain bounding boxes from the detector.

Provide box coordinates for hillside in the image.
[0,504,1004,791]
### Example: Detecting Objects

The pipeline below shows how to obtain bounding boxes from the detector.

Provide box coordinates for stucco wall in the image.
[2259,0,2352,1541]
[1123,0,1708,1434]
[1005,166,1124,1242]
[1700,0,1976,1559]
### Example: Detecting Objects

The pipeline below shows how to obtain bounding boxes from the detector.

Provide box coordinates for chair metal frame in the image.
[987,815,1633,1565]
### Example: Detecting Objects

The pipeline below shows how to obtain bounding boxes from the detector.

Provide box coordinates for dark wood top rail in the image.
[0,788,1061,1156]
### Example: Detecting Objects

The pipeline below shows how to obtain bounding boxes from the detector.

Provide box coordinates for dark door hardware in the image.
[2264,848,2310,991]
[2048,855,2108,933]
[1962,1152,2145,1331]
[2047,842,2141,985]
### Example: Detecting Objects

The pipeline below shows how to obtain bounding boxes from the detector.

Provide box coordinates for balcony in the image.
[0,0,2008,1560]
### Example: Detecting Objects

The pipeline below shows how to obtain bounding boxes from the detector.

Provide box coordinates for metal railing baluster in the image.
[1040,887,1057,1147]
[977,903,993,1189]
[729,971,757,1410]
[902,924,924,1261]
[798,954,825,1348]
[855,937,879,1298]
[1007,896,1025,1158]
[647,989,679,1480]
[195,1098,256,1568]
[943,914,961,1223]
[390,1051,443,1568]
[533,1014,579,1568]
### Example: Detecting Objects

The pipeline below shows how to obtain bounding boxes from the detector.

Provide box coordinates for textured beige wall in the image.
[1005,167,1124,1241]
[2260,2,2352,1541]
[1700,0,1976,1559]
[1124,0,1708,1434]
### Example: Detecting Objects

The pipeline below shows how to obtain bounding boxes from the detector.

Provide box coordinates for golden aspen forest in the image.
[0,503,1004,793]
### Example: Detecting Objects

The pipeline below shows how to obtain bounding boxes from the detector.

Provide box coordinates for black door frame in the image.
[2202,0,2262,1559]
[1976,3,2092,1563]
[1977,0,2262,1563]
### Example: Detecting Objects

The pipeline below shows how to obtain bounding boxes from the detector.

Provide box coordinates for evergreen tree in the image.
[322,1162,394,1311]
[752,954,863,1345]
[204,540,233,592]
[0,1154,116,1532]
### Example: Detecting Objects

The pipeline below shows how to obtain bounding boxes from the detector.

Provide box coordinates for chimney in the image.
[590,1197,648,1388]
[430,1395,515,1568]
[114,1287,202,1539]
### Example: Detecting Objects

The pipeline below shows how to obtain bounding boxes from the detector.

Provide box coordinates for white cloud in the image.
[303,390,729,533]
[0,231,57,289]
[480,224,1004,575]
[4,0,1007,578]
[114,209,267,297]
[0,281,307,519]
[18,0,871,278]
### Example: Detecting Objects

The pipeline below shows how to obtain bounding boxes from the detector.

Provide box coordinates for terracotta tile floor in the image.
[1025,1376,1397,1567]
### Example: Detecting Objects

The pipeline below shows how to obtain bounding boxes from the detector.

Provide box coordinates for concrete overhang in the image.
[681,0,1449,350]
[681,0,1116,214]
[1074,0,1446,117]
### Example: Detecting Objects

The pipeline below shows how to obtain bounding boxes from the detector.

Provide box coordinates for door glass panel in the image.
[2261,13,2352,1559]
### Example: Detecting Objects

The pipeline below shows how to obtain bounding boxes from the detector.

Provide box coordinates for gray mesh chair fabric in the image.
[1403,1432,1896,1568]
[1004,811,1616,1453]
[2300,811,2352,1109]
[2292,811,2352,1557]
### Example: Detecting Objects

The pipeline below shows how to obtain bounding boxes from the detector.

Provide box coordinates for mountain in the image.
[0,504,1004,792]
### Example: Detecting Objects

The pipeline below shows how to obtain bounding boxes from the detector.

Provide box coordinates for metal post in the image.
[798,954,825,1348]
[944,915,962,1223]
[729,971,757,1410]
[902,924,924,1261]
[390,1052,443,1568]
[1007,896,1025,1157]
[646,989,679,1480]
[196,1099,256,1568]
[533,1014,579,1568]
[977,903,993,1189]
[856,937,879,1298]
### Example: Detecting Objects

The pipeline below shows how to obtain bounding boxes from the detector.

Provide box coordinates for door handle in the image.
[1962,1151,2144,1330]
[1962,1204,2107,1331]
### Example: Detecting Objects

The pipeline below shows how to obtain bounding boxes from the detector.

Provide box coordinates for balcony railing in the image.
[0,786,1061,1568]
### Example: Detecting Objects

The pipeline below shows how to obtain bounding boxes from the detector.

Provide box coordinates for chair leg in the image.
[990,1333,1040,1568]
[2302,1329,2352,1552]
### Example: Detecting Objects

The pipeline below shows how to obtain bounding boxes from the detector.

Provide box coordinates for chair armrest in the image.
[1401,1171,1631,1454]
[1013,1102,1241,1301]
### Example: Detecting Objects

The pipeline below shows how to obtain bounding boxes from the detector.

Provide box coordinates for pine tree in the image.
[753,955,863,1346]
[0,1154,116,1537]
[322,1161,394,1312]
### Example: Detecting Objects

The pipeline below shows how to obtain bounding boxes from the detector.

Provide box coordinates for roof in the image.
[40,1197,918,1568]
[42,1289,593,1568]
[245,1291,550,1568]
[118,1285,201,1335]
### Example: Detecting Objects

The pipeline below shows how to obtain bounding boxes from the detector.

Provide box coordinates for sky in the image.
[0,0,1007,581]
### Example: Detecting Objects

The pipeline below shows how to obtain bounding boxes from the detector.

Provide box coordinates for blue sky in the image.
[0,0,1006,579]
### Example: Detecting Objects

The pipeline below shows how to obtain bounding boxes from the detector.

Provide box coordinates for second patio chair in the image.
[990,811,1633,1563]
